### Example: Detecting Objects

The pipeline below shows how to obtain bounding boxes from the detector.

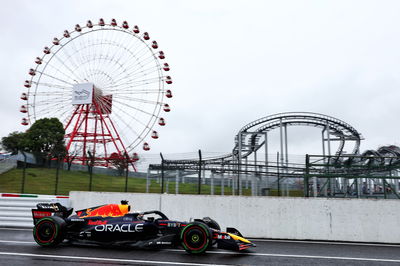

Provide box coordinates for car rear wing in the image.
[31,202,73,225]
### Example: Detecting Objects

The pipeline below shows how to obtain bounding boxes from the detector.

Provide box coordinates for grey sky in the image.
[1,0,400,159]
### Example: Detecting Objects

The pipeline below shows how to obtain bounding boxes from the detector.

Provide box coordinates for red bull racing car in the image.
[31,200,255,254]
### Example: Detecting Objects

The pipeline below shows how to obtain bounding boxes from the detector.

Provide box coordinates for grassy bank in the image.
[0,167,304,197]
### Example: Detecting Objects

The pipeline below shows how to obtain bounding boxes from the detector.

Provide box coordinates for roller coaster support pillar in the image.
[356,177,361,198]
[264,132,269,189]
[284,124,288,166]
[324,122,332,156]
[279,118,284,167]
[313,176,317,197]
[254,150,257,175]
[277,152,280,196]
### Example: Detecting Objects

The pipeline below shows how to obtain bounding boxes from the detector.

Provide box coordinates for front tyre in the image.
[33,216,66,247]
[180,222,211,254]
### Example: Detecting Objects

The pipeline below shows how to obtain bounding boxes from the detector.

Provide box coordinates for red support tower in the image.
[64,84,136,170]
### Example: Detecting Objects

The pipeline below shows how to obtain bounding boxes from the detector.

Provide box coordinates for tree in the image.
[1,131,27,154]
[24,118,66,165]
[65,151,78,171]
[109,152,128,176]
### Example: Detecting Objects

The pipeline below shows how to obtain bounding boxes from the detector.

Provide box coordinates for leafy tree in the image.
[1,131,27,154]
[24,118,66,165]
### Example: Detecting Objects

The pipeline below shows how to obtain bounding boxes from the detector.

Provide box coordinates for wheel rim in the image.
[183,225,208,251]
[35,220,56,243]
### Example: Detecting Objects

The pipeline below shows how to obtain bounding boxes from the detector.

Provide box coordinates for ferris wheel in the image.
[20,18,173,168]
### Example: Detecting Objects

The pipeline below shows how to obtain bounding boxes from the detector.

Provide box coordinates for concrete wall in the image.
[0,194,70,228]
[69,191,400,243]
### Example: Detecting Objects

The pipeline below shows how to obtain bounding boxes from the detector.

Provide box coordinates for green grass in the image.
[0,167,249,196]
[0,167,304,197]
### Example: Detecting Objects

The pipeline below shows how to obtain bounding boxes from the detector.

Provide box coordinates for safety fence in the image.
[0,193,69,227]
[149,153,400,199]
[3,153,400,199]
[305,154,400,199]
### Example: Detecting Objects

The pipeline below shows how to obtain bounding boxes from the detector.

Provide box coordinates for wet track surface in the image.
[1,228,400,265]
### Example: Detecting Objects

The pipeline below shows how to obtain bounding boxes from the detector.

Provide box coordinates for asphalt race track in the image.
[1,228,400,265]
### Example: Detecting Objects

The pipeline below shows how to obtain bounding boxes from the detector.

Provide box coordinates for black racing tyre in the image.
[201,217,220,247]
[33,216,66,247]
[180,222,211,254]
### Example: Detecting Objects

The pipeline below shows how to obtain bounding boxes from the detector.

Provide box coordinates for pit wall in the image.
[69,191,400,243]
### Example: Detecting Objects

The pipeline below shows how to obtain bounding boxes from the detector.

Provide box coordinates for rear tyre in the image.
[33,216,66,247]
[180,222,211,254]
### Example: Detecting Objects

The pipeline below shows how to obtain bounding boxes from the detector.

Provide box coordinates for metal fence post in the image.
[175,170,179,194]
[210,171,214,195]
[124,153,129,192]
[198,149,202,195]
[88,151,94,191]
[305,154,310,197]
[55,157,60,195]
[146,168,150,193]
[160,153,164,194]
[21,151,27,194]
[221,173,224,195]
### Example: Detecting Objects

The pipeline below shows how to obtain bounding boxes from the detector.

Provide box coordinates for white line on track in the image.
[164,249,400,263]
[1,250,400,264]
[0,252,230,266]
[0,240,33,244]
[178,249,400,263]
[249,238,400,248]
[1,241,400,264]
[0,228,31,231]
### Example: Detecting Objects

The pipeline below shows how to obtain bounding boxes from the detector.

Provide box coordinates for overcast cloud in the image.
[1,0,400,159]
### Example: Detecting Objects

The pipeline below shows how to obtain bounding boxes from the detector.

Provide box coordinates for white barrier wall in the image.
[0,194,70,228]
[69,191,400,243]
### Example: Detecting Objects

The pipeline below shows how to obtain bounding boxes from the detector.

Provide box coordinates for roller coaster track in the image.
[152,113,400,176]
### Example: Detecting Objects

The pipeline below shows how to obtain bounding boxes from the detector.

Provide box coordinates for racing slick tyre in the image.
[180,222,212,254]
[33,216,66,247]
[196,217,220,247]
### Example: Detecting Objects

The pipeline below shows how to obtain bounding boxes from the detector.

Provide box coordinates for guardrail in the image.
[0,193,70,228]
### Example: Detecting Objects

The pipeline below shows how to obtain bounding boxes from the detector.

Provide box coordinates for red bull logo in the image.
[88,220,107,225]
[79,204,129,218]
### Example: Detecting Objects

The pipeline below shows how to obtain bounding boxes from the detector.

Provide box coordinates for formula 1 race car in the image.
[31,201,255,254]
